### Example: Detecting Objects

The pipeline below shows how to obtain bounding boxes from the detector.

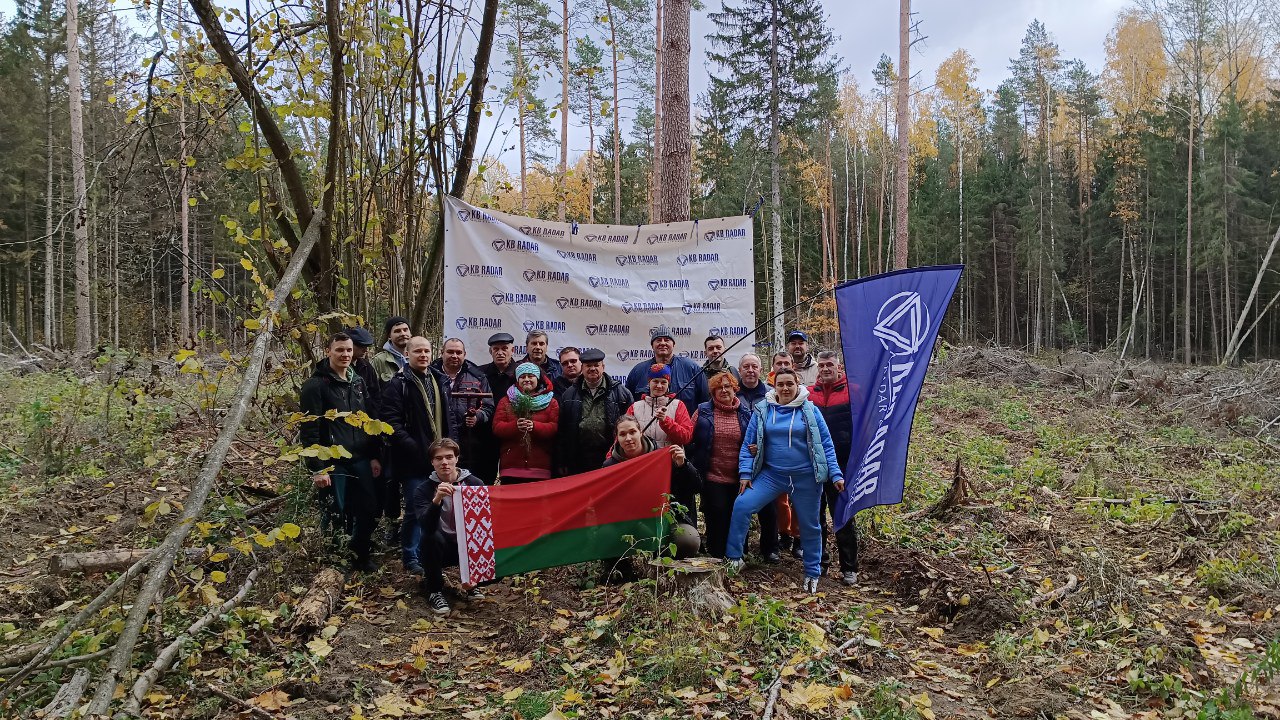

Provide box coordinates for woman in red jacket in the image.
[493,362,560,484]
[626,363,694,448]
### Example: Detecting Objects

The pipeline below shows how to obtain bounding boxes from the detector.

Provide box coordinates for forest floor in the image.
[2,346,1280,719]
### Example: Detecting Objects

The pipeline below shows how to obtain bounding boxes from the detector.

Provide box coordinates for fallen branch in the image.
[0,647,112,676]
[48,548,204,576]
[120,568,262,717]
[760,672,783,720]
[244,496,286,519]
[290,567,345,634]
[1030,574,1079,606]
[207,682,275,719]
[829,634,865,658]
[909,457,977,519]
[40,667,90,719]
[82,211,322,716]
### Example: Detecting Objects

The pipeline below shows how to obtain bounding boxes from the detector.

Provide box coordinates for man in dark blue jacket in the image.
[626,325,707,414]
[299,332,382,571]
[381,336,453,575]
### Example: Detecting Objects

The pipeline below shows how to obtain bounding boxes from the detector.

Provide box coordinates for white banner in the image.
[443,197,757,373]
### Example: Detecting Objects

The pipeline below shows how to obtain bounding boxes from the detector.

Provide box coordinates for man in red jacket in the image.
[809,350,859,585]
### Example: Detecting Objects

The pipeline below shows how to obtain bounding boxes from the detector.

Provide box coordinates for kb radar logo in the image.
[585,324,629,337]
[556,250,598,263]
[702,227,747,242]
[455,264,504,278]
[455,316,503,331]
[491,238,539,253]
[677,252,720,267]
[707,278,748,291]
[491,292,537,306]
[457,208,496,223]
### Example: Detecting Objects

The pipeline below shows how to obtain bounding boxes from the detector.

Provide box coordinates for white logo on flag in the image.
[873,292,930,356]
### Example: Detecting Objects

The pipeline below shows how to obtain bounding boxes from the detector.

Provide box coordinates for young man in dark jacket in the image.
[411,439,487,615]
[381,336,453,575]
[809,350,859,585]
[556,348,634,476]
[299,332,382,571]
[431,338,494,478]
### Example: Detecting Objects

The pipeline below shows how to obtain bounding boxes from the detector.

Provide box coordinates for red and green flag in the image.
[454,451,672,585]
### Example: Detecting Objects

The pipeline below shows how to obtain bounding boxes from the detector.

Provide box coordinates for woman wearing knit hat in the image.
[626,363,694,449]
[492,362,560,484]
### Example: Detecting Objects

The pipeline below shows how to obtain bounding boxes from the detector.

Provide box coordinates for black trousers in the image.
[819,483,859,573]
[420,529,458,594]
[702,481,778,558]
[319,458,377,563]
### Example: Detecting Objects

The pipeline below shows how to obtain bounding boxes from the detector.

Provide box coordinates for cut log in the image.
[48,548,205,576]
[290,568,346,634]
[645,558,733,618]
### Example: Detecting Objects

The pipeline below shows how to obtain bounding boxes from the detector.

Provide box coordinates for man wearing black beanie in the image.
[373,316,414,382]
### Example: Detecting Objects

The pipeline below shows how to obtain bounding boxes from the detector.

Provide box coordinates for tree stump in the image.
[645,557,734,618]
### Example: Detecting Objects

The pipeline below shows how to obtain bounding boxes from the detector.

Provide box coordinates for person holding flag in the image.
[725,369,845,594]
[809,350,859,585]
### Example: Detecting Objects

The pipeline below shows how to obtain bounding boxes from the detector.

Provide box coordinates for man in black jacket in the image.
[299,332,382,571]
[431,338,494,478]
[381,336,452,575]
[556,348,634,476]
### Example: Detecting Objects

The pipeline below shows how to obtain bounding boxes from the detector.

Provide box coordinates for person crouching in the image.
[412,439,487,615]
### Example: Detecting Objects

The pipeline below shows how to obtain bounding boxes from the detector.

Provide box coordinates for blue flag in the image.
[833,265,963,528]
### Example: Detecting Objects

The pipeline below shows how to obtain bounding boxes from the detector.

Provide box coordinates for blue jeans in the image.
[401,475,429,565]
[727,470,824,578]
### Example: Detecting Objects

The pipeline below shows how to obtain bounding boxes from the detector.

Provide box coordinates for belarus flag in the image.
[454,451,673,585]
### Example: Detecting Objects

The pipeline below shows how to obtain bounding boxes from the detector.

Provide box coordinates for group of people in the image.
[298,316,860,612]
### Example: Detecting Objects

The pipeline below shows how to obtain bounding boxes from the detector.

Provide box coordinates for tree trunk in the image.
[656,0,690,223]
[768,0,784,343]
[67,0,91,354]
[1184,107,1194,364]
[558,0,569,222]
[651,0,664,223]
[606,0,621,223]
[1223,224,1280,364]
[893,0,910,270]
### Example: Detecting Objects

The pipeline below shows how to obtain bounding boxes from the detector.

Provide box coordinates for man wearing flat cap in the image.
[473,332,517,482]
[556,348,634,475]
[343,326,382,419]
[625,325,708,414]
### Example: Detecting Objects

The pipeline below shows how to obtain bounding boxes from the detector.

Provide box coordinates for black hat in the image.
[580,348,606,363]
[650,325,675,343]
[383,315,411,338]
[487,332,515,346]
[342,326,375,347]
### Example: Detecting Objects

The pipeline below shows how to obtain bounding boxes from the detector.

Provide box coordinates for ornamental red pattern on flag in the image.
[454,451,673,586]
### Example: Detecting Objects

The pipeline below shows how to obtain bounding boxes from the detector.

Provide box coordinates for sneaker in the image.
[790,546,804,560]
[404,561,425,576]
[778,535,793,552]
[464,586,486,600]
[726,558,744,574]
[803,576,819,594]
[427,592,451,615]
[764,552,781,564]
[842,571,859,586]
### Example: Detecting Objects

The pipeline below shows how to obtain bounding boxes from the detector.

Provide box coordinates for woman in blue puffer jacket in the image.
[725,368,845,593]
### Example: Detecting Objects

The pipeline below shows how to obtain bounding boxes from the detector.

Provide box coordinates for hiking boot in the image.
[764,552,781,564]
[404,560,425,576]
[803,576,819,594]
[790,545,804,560]
[352,556,377,573]
[427,592,451,615]
[842,571,859,586]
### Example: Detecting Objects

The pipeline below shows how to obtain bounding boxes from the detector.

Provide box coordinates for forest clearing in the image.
[1,347,1279,719]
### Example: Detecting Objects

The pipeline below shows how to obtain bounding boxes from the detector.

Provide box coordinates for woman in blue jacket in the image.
[725,369,845,593]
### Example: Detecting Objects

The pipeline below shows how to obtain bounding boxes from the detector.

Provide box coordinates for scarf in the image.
[712,392,740,413]
[407,368,444,441]
[506,382,554,411]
